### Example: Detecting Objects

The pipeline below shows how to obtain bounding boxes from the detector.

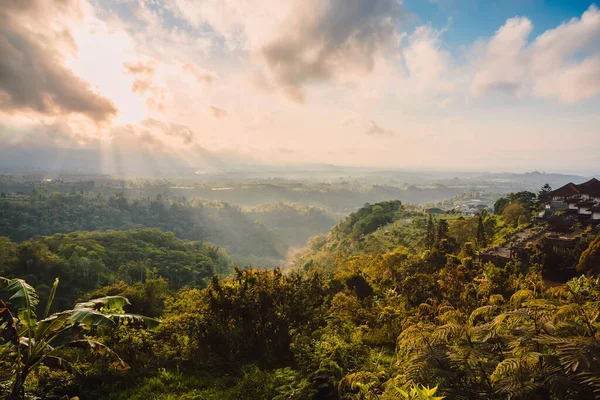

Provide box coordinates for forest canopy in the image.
[1,192,599,400]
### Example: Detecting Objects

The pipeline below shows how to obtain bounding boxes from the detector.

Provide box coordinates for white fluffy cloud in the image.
[471,17,532,97]
[530,6,600,102]
[471,5,600,103]
[402,25,456,102]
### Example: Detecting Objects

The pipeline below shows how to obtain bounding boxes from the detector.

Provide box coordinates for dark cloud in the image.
[0,0,118,122]
[366,120,394,137]
[261,0,405,101]
[210,106,227,118]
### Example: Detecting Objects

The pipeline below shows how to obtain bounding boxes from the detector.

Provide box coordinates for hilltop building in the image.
[543,178,600,222]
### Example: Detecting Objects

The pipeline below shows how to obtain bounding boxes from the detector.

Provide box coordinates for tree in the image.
[448,217,477,246]
[425,214,436,250]
[502,202,528,227]
[476,214,487,248]
[0,277,159,400]
[494,198,509,215]
[537,183,552,205]
[436,220,449,247]
[577,235,600,274]
[510,191,537,211]
[495,192,537,215]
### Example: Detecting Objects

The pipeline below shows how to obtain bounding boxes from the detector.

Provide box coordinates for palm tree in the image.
[0,276,159,400]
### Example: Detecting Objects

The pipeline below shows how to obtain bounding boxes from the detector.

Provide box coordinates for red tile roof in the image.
[551,178,600,199]
[551,182,581,198]
[576,178,600,197]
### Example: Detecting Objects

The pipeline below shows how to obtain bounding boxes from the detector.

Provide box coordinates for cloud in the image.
[123,60,166,112]
[210,106,228,118]
[261,0,405,101]
[471,17,532,97]
[124,61,157,94]
[139,118,195,145]
[529,5,600,102]
[471,5,600,102]
[165,0,292,52]
[366,120,394,137]
[0,119,98,150]
[183,63,218,85]
[124,61,156,76]
[402,24,455,101]
[0,0,118,122]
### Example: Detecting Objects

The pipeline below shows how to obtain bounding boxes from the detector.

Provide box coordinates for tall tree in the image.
[476,214,487,248]
[537,183,553,205]
[425,214,436,250]
[436,219,449,245]
[494,197,510,215]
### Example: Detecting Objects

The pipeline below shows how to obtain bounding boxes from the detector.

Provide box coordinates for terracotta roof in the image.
[566,197,582,204]
[576,178,600,197]
[551,182,580,198]
[551,178,600,199]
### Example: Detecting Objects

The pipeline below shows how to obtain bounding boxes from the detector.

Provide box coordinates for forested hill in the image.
[0,229,231,310]
[0,192,286,264]
[295,200,430,272]
[248,203,339,247]
[2,198,600,399]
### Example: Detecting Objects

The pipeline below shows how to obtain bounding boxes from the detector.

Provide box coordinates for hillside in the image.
[0,229,231,309]
[0,192,286,265]
[2,199,600,400]
[248,203,339,247]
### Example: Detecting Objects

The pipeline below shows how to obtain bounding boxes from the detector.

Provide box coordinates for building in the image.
[548,178,600,221]
[593,206,600,221]
[425,207,446,214]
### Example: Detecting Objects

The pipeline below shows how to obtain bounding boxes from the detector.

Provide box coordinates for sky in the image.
[1,0,599,176]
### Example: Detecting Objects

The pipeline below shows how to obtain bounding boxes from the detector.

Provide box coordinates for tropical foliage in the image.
[0,276,158,399]
[0,229,231,310]
[0,192,286,263]
[0,196,599,399]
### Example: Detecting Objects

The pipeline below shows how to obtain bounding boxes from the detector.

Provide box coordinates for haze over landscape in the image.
[2,1,600,400]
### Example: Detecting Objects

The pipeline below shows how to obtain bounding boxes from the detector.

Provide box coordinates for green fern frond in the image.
[510,290,535,308]
[432,324,464,344]
[469,305,499,324]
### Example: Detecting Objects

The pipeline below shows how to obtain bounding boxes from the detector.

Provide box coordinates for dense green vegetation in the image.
[0,229,231,311]
[0,276,158,399]
[1,193,600,399]
[248,203,338,248]
[0,192,287,265]
[0,192,343,267]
